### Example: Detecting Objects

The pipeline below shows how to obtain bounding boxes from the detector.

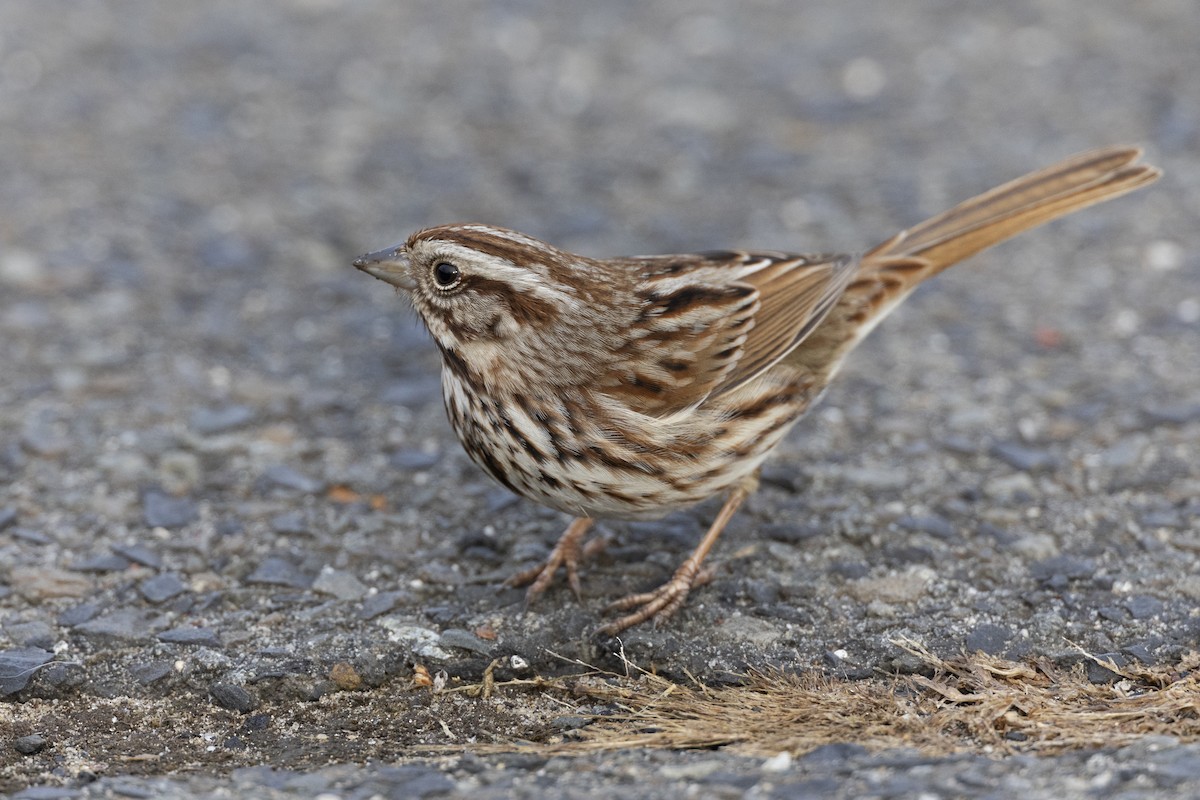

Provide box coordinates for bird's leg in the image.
[598,475,756,636]
[506,517,595,602]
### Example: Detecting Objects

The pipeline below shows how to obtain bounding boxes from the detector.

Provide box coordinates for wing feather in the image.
[600,251,857,416]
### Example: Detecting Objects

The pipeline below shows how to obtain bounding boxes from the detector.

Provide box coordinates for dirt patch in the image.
[6,644,1197,792]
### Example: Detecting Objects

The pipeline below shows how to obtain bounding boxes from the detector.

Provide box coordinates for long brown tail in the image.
[791,146,1161,377]
[865,145,1160,272]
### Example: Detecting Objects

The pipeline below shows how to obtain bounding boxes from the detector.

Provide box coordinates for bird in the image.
[355,146,1160,635]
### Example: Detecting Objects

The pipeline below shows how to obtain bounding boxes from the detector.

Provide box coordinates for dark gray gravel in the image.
[1,0,1198,796]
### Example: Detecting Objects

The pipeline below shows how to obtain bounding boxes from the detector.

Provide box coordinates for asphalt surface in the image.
[1,1,1198,797]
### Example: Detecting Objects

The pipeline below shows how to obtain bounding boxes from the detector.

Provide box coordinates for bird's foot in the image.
[506,517,599,603]
[596,560,716,636]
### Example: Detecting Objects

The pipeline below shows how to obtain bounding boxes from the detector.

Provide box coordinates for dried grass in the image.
[454,639,1200,757]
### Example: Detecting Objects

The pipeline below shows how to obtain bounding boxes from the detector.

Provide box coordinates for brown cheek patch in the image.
[469,278,558,328]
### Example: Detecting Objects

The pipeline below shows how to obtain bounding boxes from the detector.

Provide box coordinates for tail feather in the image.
[787,146,1160,379]
[865,146,1161,273]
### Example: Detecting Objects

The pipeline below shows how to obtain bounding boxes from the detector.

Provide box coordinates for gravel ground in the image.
[1,0,1198,797]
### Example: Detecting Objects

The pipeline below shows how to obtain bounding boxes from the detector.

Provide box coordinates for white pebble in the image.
[1178,298,1200,324]
[842,57,886,100]
[762,751,793,772]
[1144,239,1184,271]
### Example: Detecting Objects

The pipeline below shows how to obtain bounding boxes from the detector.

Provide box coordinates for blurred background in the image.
[2,0,1194,494]
[1,0,1198,790]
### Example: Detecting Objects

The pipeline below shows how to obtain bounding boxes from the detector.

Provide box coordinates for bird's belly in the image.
[456,428,772,520]
[441,371,804,520]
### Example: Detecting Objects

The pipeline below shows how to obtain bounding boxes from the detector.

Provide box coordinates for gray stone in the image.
[1124,594,1165,619]
[190,404,256,435]
[0,506,16,530]
[1143,403,1200,426]
[210,682,258,713]
[382,378,442,407]
[75,609,165,644]
[10,527,51,545]
[0,647,53,695]
[1139,509,1182,528]
[1029,555,1096,584]
[357,590,410,620]
[989,441,1058,472]
[4,620,55,649]
[130,661,174,684]
[896,514,957,540]
[389,448,442,470]
[157,626,221,647]
[262,465,324,493]
[375,766,457,797]
[312,567,368,600]
[964,623,1011,655]
[111,542,164,569]
[245,556,312,589]
[70,553,131,573]
[20,422,68,456]
[835,465,908,490]
[761,522,823,544]
[58,602,102,627]
[13,734,47,755]
[142,490,198,528]
[269,511,310,535]
[11,788,81,799]
[438,628,495,656]
[1086,653,1128,684]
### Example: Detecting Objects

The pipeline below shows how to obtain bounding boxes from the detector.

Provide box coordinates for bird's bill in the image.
[353,246,416,291]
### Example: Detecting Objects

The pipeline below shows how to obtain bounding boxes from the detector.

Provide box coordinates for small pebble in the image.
[964,623,1012,655]
[130,661,174,684]
[389,449,441,470]
[989,441,1057,472]
[357,590,409,620]
[438,628,494,656]
[1141,403,1200,426]
[262,465,324,493]
[210,683,258,713]
[111,543,164,569]
[13,734,47,755]
[245,556,313,589]
[142,490,198,528]
[70,554,131,573]
[1086,653,1128,684]
[379,620,452,660]
[0,648,54,696]
[10,527,51,545]
[896,514,957,540]
[190,405,256,435]
[761,522,823,544]
[1124,595,1164,620]
[270,512,310,535]
[329,662,363,691]
[76,609,163,643]
[1029,555,1096,584]
[312,567,368,601]
[4,621,55,650]
[159,450,202,495]
[157,626,221,647]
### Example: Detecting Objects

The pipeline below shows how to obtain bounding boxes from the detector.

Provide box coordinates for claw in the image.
[594,481,752,635]
[597,560,705,636]
[506,517,594,603]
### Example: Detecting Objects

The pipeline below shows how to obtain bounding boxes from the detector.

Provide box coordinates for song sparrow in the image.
[355,146,1159,635]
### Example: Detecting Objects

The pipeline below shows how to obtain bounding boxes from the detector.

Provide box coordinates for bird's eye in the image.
[433,261,461,289]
